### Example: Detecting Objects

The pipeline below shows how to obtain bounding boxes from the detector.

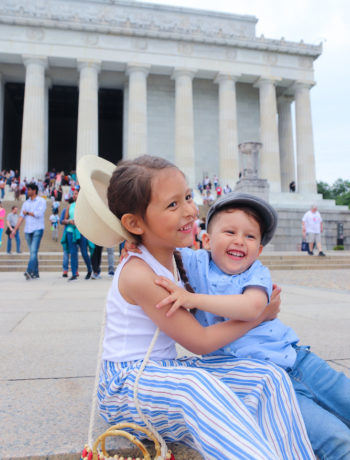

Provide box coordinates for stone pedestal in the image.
[234,141,270,201]
[20,56,48,181]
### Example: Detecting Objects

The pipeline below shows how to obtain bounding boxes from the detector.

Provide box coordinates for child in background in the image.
[77,155,314,460]
[155,192,350,460]
[49,208,59,241]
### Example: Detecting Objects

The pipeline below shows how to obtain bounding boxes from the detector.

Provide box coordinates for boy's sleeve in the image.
[241,263,272,302]
[178,247,199,274]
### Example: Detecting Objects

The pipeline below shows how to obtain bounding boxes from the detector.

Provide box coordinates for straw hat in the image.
[74,155,134,247]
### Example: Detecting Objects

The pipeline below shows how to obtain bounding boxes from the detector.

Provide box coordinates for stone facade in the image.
[0,0,327,206]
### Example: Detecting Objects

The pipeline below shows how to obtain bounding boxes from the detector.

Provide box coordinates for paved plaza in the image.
[1,268,350,459]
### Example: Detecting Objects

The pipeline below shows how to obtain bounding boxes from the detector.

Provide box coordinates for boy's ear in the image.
[201,232,211,250]
[121,213,144,235]
[258,245,263,256]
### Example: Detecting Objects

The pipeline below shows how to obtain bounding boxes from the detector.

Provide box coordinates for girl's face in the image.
[141,168,197,255]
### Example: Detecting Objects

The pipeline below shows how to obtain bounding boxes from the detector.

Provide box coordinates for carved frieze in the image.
[0,0,322,57]
[26,27,45,41]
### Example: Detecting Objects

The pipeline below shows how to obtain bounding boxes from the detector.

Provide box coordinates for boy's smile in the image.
[203,209,263,275]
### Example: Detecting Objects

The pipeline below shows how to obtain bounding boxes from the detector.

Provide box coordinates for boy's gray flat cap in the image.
[206,192,278,246]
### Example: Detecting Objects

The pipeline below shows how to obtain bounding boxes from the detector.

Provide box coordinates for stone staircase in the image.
[1,199,350,272]
[1,251,350,272]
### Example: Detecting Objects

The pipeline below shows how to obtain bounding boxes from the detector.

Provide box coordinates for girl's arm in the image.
[120,257,279,356]
[155,276,268,321]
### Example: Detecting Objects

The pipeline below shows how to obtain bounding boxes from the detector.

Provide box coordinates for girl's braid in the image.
[174,250,195,294]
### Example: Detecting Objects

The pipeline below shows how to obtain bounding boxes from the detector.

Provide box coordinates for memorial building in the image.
[0,0,322,192]
[1,0,349,250]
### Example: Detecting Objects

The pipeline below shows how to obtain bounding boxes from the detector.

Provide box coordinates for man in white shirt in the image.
[302,205,325,256]
[11,182,47,279]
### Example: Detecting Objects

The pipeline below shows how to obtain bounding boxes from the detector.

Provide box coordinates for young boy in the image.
[155,192,350,460]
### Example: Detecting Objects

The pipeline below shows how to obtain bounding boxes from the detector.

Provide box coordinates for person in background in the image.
[302,205,326,256]
[11,183,46,280]
[0,200,5,247]
[223,184,232,194]
[49,208,59,242]
[0,175,5,200]
[61,188,92,281]
[6,206,21,254]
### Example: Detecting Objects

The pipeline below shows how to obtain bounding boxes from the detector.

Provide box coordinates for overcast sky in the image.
[141,0,349,185]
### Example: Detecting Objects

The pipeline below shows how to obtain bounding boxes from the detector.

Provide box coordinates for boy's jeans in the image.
[24,229,44,276]
[288,346,350,459]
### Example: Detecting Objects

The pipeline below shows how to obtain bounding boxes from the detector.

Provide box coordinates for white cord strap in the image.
[132,256,179,460]
[87,255,179,459]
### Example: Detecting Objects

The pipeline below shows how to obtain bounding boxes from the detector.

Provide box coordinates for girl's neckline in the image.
[138,244,177,281]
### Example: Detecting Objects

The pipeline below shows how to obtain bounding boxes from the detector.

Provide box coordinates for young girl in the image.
[80,155,314,459]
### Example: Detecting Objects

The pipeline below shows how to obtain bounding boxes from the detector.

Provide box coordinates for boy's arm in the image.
[122,257,280,355]
[155,277,268,320]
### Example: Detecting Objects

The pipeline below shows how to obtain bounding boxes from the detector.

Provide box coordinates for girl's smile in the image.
[140,168,196,268]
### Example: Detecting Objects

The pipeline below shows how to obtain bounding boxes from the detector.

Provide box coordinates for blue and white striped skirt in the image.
[98,355,314,460]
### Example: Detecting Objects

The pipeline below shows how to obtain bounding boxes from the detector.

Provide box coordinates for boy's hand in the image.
[120,241,141,261]
[155,277,195,317]
[263,284,281,321]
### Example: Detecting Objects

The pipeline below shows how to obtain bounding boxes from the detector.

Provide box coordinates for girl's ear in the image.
[121,213,144,235]
[201,232,211,250]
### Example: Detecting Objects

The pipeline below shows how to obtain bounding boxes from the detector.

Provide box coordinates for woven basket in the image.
[80,422,175,460]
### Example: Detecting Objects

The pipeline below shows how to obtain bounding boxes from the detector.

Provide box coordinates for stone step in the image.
[1,254,350,271]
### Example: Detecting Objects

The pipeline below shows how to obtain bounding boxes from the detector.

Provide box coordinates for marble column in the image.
[278,95,295,192]
[20,56,48,181]
[215,73,240,187]
[126,64,150,159]
[294,81,317,194]
[172,68,196,187]
[44,77,50,175]
[255,77,281,193]
[0,74,3,169]
[76,60,101,164]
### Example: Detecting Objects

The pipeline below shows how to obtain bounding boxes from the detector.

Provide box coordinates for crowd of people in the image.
[0,168,78,202]
[197,174,233,206]
[0,168,116,281]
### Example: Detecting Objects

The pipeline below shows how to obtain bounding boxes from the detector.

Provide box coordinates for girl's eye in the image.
[168,201,177,208]
[185,194,193,201]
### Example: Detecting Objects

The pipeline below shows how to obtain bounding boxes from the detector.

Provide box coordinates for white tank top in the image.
[102,245,178,362]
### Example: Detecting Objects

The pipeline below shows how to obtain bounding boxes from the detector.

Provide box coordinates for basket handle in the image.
[92,422,161,460]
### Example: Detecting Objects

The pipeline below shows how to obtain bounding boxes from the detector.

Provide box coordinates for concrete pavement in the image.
[1,268,350,459]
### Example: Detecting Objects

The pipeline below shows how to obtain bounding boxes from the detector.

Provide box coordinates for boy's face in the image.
[202,209,263,275]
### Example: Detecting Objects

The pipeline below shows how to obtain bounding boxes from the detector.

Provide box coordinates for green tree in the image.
[317,181,332,199]
[317,179,350,208]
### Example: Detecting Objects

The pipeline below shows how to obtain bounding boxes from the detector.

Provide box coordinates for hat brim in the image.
[75,155,135,248]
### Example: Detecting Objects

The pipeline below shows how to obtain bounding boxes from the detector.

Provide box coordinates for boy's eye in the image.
[247,234,256,239]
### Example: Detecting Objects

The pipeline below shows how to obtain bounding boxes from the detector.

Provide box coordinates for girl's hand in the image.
[263,284,281,321]
[155,276,196,317]
[120,241,141,261]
